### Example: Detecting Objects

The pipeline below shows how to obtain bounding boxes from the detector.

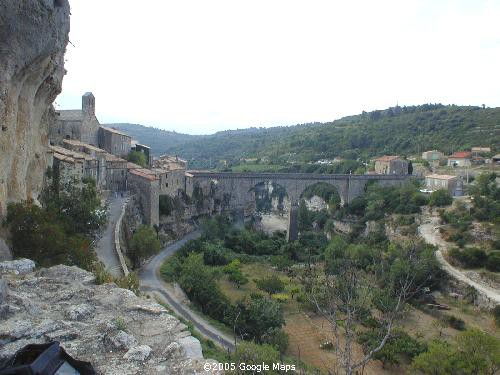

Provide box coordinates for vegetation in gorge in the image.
[160,176,500,373]
[5,176,105,270]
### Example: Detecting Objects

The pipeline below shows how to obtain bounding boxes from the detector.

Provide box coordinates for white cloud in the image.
[56,0,500,134]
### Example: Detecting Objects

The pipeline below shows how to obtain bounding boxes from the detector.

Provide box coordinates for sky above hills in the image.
[56,0,500,135]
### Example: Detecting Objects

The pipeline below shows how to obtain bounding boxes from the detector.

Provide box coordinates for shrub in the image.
[449,247,487,268]
[445,315,466,331]
[127,150,147,167]
[256,275,285,295]
[486,251,500,272]
[493,305,500,327]
[129,225,161,268]
[203,243,230,266]
[429,189,453,207]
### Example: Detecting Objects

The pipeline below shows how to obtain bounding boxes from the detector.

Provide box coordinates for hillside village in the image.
[48,93,499,229]
[1,1,500,374]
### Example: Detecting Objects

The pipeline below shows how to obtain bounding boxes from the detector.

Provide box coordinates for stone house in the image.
[62,139,107,190]
[127,168,160,226]
[374,156,408,175]
[50,92,100,146]
[421,150,445,164]
[98,126,131,158]
[447,151,472,167]
[49,145,99,183]
[425,174,463,196]
[152,155,188,171]
[104,153,128,191]
[471,147,491,156]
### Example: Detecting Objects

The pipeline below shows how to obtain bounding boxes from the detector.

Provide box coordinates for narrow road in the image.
[418,208,500,305]
[95,194,126,277]
[139,230,236,352]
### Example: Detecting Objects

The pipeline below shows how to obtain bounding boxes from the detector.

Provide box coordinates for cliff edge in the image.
[0,260,215,374]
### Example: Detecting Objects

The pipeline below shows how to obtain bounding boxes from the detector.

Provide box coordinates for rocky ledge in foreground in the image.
[0,259,215,374]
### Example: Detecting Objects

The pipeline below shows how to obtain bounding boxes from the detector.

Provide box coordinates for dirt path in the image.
[418,208,500,306]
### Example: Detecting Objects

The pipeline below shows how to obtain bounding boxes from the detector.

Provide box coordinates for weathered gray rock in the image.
[0,0,70,219]
[178,336,204,360]
[64,304,93,321]
[0,264,206,374]
[123,345,152,361]
[0,239,12,261]
[106,330,138,350]
[0,259,35,275]
[0,278,7,303]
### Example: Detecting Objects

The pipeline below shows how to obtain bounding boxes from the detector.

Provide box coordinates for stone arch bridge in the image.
[184,172,410,240]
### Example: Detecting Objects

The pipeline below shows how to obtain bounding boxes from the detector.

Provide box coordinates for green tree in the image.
[455,328,500,374]
[129,225,161,268]
[256,275,285,296]
[231,342,280,375]
[236,295,285,342]
[262,327,289,354]
[127,150,147,167]
[429,189,452,207]
[224,260,248,288]
[203,242,230,266]
[297,199,312,231]
[411,341,458,375]
[41,177,106,236]
[179,253,229,321]
[412,329,500,375]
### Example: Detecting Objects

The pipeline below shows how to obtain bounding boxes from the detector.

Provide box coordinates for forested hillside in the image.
[108,123,203,155]
[112,105,500,169]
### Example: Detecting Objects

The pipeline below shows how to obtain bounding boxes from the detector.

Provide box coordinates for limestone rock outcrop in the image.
[0,0,70,217]
[0,262,215,374]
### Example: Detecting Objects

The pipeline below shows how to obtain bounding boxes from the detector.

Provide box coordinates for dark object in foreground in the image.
[0,342,95,375]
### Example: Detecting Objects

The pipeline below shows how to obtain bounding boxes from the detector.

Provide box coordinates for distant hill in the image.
[107,123,202,156]
[109,105,500,169]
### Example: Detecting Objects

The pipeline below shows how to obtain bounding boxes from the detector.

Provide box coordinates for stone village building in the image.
[50,92,100,146]
[99,126,132,158]
[447,151,472,167]
[425,174,463,197]
[374,155,409,175]
[48,93,186,225]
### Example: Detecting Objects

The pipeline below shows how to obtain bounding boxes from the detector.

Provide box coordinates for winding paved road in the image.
[139,230,236,352]
[95,195,126,277]
[418,208,500,306]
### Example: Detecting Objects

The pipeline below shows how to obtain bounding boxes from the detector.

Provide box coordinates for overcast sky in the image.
[56,0,500,135]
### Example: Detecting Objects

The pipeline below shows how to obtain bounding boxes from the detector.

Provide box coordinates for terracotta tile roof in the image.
[49,145,94,161]
[105,153,127,163]
[129,168,158,181]
[375,155,400,162]
[127,162,142,169]
[63,139,106,153]
[100,126,131,138]
[449,151,471,159]
[53,152,79,164]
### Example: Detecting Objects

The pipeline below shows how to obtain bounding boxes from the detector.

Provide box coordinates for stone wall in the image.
[127,173,159,226]
[0,0,70,218]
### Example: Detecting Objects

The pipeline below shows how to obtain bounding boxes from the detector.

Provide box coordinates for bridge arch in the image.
[249,180,288,213]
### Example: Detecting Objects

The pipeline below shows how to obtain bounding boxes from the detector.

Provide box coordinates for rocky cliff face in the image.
[0,260,214,374]
[0,0,70,217]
